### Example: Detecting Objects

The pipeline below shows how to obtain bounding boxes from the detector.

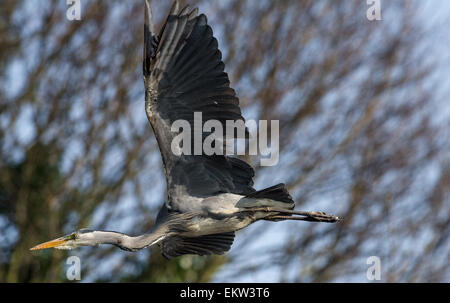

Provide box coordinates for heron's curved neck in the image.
[80,213,190,251]
[81,228,166,251]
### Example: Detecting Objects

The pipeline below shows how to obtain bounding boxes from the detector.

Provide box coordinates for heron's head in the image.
[30,229,99,251]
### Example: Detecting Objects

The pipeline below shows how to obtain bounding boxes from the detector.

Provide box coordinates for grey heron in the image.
[30,0,340,259]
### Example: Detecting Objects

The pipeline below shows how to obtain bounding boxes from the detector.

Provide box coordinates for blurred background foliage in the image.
[0,0,449,282]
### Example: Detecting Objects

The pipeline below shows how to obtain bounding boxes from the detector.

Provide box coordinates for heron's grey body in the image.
[30,0,339,258]
[159,193,286,235]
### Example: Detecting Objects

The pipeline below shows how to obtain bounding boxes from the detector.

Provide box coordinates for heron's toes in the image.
[310,212,340,222]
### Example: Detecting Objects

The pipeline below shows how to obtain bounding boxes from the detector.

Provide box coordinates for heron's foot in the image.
[298,211,341,223]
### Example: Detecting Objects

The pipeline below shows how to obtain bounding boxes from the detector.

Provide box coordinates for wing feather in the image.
[144,1,254,212]
[161,232,235,259]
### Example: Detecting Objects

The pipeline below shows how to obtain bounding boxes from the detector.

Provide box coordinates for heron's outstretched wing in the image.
[160,232,235,259]
[144,1,255,212]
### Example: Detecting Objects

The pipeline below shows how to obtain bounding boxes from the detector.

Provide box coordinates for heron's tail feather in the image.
[236,183,294,209]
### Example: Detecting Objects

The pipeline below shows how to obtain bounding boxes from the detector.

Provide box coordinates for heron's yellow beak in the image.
[30,236,71,251]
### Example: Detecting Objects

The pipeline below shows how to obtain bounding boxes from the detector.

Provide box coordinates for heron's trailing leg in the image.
[248,207,341,223]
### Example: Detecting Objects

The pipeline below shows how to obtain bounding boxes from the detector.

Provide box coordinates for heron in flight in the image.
[31,1,340,259]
